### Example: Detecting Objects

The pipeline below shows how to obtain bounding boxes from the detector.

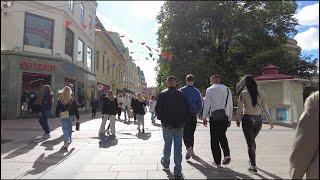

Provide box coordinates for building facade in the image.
[1,1,98,119]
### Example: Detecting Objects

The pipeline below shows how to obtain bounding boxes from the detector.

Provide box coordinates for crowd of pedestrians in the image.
[36,73,319,179]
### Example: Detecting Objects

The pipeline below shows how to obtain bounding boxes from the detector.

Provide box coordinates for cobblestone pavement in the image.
[1,112,295,179]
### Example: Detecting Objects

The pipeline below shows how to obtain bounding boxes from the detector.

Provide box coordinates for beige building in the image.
[1,1,98,119]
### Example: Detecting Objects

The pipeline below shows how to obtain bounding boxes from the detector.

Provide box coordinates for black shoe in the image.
[173,174,183,179]
[222,156,231,165]
[248,167,258,174]
[142,129,145,133]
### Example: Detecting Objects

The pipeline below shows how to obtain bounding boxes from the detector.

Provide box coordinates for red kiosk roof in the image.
[255,64,294,81]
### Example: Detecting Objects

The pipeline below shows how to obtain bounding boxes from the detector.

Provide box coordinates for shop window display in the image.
[21,72,51,114]
[77,81,85,109]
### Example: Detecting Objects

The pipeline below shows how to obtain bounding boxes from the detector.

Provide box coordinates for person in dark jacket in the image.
[155,76,190,179]
[135,92,147,133]
[131,95,137,121]
[180,74,202,160]
[39,85,53,139]
[90,96,99,118]
[99,90,118,137]
[55,86,79,149]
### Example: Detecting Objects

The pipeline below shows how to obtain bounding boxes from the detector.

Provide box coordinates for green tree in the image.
[155,1,317,93]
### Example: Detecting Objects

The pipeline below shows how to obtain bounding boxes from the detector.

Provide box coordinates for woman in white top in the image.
[236,75,274,174]
[149,95,157,124]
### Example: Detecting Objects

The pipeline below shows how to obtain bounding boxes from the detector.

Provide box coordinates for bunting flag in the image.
[130,52,134,54]
[120,35,125,37]
[141,42,145,45]
[149,53,153,58]
[129,40,133,43]
[153,58,156,61]
[146,46,152,52]
[146,57,149,60]
[65,20,72,28]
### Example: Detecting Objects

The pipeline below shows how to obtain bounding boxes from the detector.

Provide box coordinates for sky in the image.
[96,1,319,87]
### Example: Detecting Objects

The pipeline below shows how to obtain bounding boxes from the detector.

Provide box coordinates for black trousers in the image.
[92,108,97,117]
[117,108,122,117]
[209,118,230,165]
[183,112,197,150]
[242,114,262,166]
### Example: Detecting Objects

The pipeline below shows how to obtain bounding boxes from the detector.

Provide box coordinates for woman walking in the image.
[39,85,53,139]
[135,92,147,133]
[149,95,157,124]
[55,86,79,149]
[90,96,99,118]
[100,90,118,137]
[117,93,126,120]
[236,75,274,173]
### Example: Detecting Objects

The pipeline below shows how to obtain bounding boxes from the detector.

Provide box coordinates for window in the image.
[89,16,92,32]
[80,3,84,24]
[87,47,92,70]
[102,55,105,73]
[96,51,99,71]
[107,59,109,75]
[68,0,73,12]
[77,38,84,62]
[24,13,54,49]
[65,28,74,57]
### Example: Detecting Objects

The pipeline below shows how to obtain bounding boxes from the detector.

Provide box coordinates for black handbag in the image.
[210,87,230,126]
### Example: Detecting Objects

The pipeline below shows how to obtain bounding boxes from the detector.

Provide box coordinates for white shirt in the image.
[202,84,233,121]
[149,100,157,112]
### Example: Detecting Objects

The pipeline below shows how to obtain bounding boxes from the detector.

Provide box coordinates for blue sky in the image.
[96,1,319,87]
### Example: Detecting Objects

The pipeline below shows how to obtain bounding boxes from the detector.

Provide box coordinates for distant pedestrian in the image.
[131,94,138,121]
[149,95,157,124]
[156,76,190,179]
[124,93,130,122]
[39,85,53,139]
[236,75,274,173]
[202,74,233,168]
[117,93,126,120]
[180,74,202,160]
[289,91,319,179]
[90,96,99,118]
[100,90,118,137]
[55,86,79,149]
[135,92,147,133]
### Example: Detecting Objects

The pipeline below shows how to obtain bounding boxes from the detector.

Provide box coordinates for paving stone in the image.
[110,163,158,171]
[116,171,147,179]
[75,171,119,179]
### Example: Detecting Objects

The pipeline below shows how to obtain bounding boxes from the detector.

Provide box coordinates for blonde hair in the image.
[58,86,72,105]
[107,90,115,100]
[136,92,145,102]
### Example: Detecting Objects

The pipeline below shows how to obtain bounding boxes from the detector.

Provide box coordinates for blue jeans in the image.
[162,128,183,175]
[39,110,50,134]
[61,117,73,143]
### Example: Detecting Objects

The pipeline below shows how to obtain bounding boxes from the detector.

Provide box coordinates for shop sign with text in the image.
[19,60,55,71]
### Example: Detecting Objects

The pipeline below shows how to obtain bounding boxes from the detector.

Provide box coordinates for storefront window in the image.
[65,28,74,57]
[24,13,54,49]
[87,47,92,70]
[96,51,99,71]
[21,72,51,114]
[102,55,105,73]
[89,16,92,33]
[68,0,73,12]
[77,38,84,62]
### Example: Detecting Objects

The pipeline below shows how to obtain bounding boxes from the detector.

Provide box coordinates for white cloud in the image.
[294,27,319,51]
[294,3,319,26]
[130,1,164,21]
[153,22,161,35]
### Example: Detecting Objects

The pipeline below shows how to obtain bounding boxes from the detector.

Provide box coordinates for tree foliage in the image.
[155,1,317,93]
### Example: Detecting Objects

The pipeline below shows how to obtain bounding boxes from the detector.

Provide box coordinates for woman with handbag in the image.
[236,75,274,173]
[135,92,147,133]
[100,90,118,137]
[39,85,53,139]
[55,86,79,149]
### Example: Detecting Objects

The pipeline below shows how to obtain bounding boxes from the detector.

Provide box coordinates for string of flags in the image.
[94,27,175,62]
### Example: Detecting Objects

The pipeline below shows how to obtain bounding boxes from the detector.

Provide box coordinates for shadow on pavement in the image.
[19,148,75,177]
[152,122,162,127]
[188,155,254,179]
[3,137,46,160]
[98,136,118,148]
[40,135,64,151]
[257,167,283,179]
[164,170,175,179]
[136,132,152,140]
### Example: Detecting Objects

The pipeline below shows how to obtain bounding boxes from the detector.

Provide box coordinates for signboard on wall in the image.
[20,60,55,71]
[276,108,287,122]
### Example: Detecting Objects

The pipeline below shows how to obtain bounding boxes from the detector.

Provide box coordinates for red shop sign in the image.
[20,60,55,71]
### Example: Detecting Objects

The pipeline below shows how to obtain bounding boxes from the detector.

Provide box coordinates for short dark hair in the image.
[186,74,194,82]
[167,76,177,82]
[211,74,221,80]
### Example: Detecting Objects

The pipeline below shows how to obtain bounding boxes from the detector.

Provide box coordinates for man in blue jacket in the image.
[180,74,202,160]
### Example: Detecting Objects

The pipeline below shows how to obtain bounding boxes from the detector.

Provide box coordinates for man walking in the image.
[180,74,202,160]
[156,76,190,179]
[202,74,233,167]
